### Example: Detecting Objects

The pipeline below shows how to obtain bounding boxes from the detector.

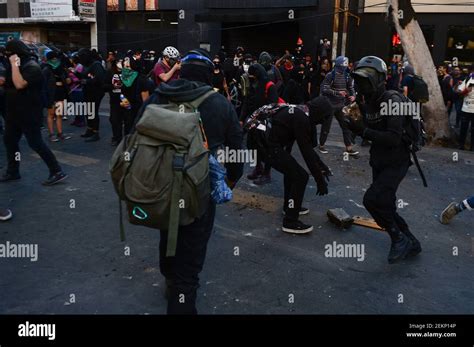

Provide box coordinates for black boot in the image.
[247,163,263,180]
[397,224,422,256]
[386,224,414,264]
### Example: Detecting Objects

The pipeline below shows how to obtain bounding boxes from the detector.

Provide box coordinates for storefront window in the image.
[445,26,474,66]
[107,0,119,11]
[146,0,158,11]
[126,0,138,11]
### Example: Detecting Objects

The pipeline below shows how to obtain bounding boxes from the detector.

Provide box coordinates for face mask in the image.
[354,76,375,96]
[243,64,249,73]
[116,62,123,70]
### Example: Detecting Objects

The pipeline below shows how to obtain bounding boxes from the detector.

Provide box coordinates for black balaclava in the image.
[352,67,385,105]
[307,96,334,125]
[77,48,94,67]
[180,48,213,86]
[248,63,271,108]
[5,39,32,58]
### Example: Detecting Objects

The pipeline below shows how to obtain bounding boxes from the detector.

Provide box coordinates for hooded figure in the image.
[180,48,214,86]
[77,48,94,67]
[251,96,332,234]
[5,39,33,59]
[1,39,67,186]
[132,48,243,315]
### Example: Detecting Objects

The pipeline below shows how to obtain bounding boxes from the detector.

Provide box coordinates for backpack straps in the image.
[187,89,217,110]
[166,151,186,257]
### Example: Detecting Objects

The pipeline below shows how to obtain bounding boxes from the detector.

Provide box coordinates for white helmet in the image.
[162,46,180,59]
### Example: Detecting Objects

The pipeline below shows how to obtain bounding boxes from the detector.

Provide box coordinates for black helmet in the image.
[181,48,214,70]
[353,56,387,79]
[352,55,387,95]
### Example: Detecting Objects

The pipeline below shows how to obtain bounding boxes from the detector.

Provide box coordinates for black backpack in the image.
[410,75,429,103]
[382,90,428,187]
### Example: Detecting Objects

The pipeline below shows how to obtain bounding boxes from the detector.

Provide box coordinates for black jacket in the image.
[269,106,329,183]
[361,90,411,168]
[137,79,244,183]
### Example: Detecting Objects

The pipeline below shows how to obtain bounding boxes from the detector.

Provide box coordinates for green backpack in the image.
[109,90,216,257]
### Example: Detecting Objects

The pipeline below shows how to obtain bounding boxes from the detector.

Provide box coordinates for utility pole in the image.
[341,0,349,57]
[332,0,340,62]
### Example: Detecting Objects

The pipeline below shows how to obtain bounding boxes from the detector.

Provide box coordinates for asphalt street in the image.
[0,98,473,314]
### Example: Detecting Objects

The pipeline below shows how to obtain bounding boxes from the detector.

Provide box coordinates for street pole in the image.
[332,0,340,62]
[341,0,349,57]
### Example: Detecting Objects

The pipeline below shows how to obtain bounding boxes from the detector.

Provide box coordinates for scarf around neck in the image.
[121,68,138,87]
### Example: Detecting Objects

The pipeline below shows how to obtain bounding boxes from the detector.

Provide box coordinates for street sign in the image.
[30,0,73,18]
[79,0,97,22]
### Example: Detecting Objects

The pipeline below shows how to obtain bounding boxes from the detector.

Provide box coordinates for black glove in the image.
[315,171,329,196]
[344,115,365,136]
[316,180,328,196]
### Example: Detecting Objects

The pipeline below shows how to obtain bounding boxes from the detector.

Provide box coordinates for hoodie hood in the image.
[307,96,334,125]
[156,79,213,103]
[5,39,32,58]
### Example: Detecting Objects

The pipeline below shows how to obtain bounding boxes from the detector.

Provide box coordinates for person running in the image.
[1,39,67,186]
[153,46,181,87]
[440,196,474,224]
[320,56,358,156]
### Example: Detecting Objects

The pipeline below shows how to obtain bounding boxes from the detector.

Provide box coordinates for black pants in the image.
[319,107,353,147]
[267,145,309,222]
[109,103,136,141]
[3,120,61,176]
[363,163,409,230]
[459,111,474,151]
[159,200,216,314]
[86,94,104,132]
[247,132,271,174]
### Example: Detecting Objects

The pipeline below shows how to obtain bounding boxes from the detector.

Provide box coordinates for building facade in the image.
[0,0,101,51]
[350,0,474,67]
[103,0,334,58]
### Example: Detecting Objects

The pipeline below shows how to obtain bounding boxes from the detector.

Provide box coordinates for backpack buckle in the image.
[173,154,185,171]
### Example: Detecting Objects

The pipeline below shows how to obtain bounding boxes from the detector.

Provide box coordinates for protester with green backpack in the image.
[110,48,243,314]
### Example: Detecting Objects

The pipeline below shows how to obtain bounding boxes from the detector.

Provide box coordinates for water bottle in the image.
[120,94,132,110]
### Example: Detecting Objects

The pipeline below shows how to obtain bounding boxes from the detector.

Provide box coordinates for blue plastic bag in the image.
[209,154,233,204]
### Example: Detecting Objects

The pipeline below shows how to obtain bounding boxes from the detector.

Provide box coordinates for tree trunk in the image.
[389,0,450,143]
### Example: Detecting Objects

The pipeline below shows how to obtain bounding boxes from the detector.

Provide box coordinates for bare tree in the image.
[388,0,450,143]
